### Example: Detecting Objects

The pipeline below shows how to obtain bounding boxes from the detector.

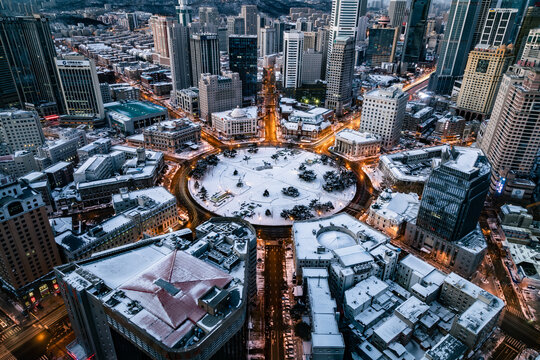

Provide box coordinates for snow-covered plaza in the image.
[188,147,357,226]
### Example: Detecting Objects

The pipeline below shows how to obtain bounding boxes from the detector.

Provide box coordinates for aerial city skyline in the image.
[0,0,539,359]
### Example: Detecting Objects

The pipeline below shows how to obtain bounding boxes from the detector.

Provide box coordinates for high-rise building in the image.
[218,26,228,52]
[471,0,496,48]
[150,15,174,67]
[478,66,540,199]
[416,147,490,242]
[325,36,355,116]
[520,28,540,67]
[125,13,138,31]
[359,86,407,147]
[227,16,245,37]
[515,6,540,60]
[176,0,193,26]
[0,110,45,154]
[229,35,258,102]
[283,31,304,89]
[55,55,105,119]
[261,27,277,56]
[301,49,323,84]
[428,0,482,95]
[0,174,62,302]
[241,5,257,35]
[199,71,243,122]
[0,15,64,114]
[317,28,330,79]
[389,0,407,28]
[478,8,518,47]
[55,218,256,360]
[327,0,364,69]
[456,45,514,120]
[199,6,219,27]
[303,31,317,51]
[168,22,192,93]
[274,20,295,53]
[190,33,220,86]
[366,21,399,66]
[493,0,536,42]
[401,0,432,65]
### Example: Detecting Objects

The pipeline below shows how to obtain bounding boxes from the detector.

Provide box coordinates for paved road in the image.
[500,311,540,349]
[264,243,285,360]
[491,336,526,360]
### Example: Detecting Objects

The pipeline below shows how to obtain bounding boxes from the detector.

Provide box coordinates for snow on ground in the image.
[188,147,356,226]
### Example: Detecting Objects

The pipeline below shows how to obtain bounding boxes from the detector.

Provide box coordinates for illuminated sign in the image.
[495,176,506,195]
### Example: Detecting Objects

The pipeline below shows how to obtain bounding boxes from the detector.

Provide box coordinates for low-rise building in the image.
[279,98,333,140]
[55,218,256,360]
[211,106,258,139]
[172,87,199,115]
[44,161,74,189]
[332,129,380,159]
[55,187,178,261]
[143,119,201,153]
[105,100,168,135]
[0,151,39,178]
[77,138,112,162]
[366,189,420,238]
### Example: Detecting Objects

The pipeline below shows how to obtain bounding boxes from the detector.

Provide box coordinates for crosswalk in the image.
[37,356,49,360]
[0,326,21,343]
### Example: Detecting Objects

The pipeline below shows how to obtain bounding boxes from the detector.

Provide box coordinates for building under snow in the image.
[332,129,381,159]
[55,217,256,360]
[279,97,333,140]
[366,189,420,238]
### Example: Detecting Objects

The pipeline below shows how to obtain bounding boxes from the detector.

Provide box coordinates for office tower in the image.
[389,0,407,28]
[366,20,399,66]
[327,0,364,67]
[227,16,245,36]
[493,0,536,41]
[303,31,317,51]
[0,174,62,300]
[55,55,105,119]
[515,6,540,60]
[274,20,294,53]
[359,86,407,147]
[478,66,540,198]
[198,71,242,122]
[55,218,256,360]
[0,110,45,154]
[176,0,193,26]
[199,6,219,26]
[168,22,192,93]
[128,13,138,31]
[401,0,432,65]
[257,14,267,46]
[190,33,220,86]
[150,15,174,66]
[325,37,355,115]
[317,28,330,79]
[283,30,304,89]
[241,5,257,35]
[301,49,323,84]
[456,45,513,119]
[520,28,540,67]
[416,148,490,242]
[428,0,482,95]
[0,40,19,109]
[471,0,496,47]
[217,27,228,52]
[0,15,64,114]
[478,8,518,47]
[229,35,258,102]
[357,16,369,42]
[261,27,277,56]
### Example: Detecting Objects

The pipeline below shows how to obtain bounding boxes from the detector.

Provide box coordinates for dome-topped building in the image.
[211,106,258,139]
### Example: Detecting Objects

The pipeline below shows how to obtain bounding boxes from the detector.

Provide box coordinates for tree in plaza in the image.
[243,155,251,163]
[265,209,272,216]
[263,189,270,197]
[194,180,200,189]
[233,169,238,176]
[199,186,208,201]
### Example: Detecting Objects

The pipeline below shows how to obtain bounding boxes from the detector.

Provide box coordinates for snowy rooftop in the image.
[112,186,175,207]
[425,334,467,360]
[304,268,345,350]
[58,225,250,351]
[400,254,435,278]
[336,129,380,144]
[373,314,408,343]
[344,276,389,311]
[370,190,420,224]
[144,118,199,133]
[394,297,429,324]
[294,213,390,264]
[440,147,488,175]
[454,227,487,255]
[212,106,257,121]
[333,245,373,267]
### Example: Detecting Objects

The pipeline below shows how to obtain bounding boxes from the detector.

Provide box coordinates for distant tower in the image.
[190,33,220,86]
[388,0,407,28]
[401,0,432,66]
[261,27,277,56]
[283,31,304,89]
[240,5,257,35]
[428,0,482,95]
[176,0,193,26]
[229,35,258,103]
[168,22,192,92]
[325,36,355,116]
[150,15,174,66]
[478,8,518,47]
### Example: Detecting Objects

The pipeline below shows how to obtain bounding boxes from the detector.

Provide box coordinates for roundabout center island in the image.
[188,147,357,226]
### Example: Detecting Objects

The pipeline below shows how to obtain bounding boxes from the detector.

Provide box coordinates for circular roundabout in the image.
[187,147,357,226]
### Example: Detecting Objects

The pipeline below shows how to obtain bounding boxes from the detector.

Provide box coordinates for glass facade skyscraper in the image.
[416,147,491,242]
[0,15,64,114]
[401,0,432,64]
[228,35,258,102]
